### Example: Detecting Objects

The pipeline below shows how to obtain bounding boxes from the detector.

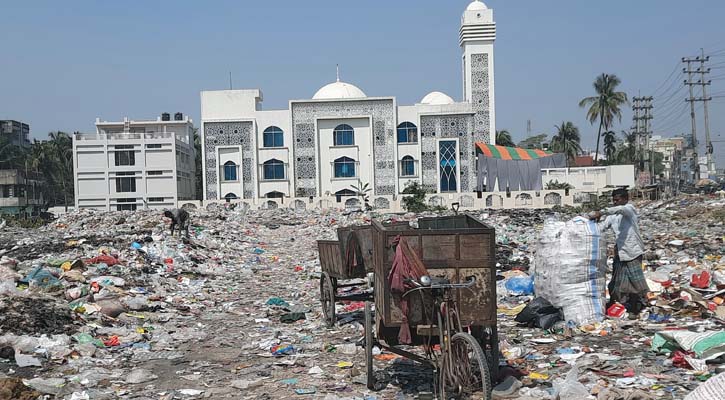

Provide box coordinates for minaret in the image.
[461,0,496,144]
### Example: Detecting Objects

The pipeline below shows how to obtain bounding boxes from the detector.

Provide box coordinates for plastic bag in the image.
[553,365,591,399]
[505,276,534,295]
[515,297,563,329]
[534,217,607,325]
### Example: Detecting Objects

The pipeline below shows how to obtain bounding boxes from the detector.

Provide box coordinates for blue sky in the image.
[1,0,723,165]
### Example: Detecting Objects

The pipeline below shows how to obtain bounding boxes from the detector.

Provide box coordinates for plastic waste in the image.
[505,276,534,295]
[553,365,591,399]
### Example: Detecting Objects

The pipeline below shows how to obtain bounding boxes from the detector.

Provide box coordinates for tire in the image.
[320,273,336,328]
[364,301,376,390]
[440,332,492,400]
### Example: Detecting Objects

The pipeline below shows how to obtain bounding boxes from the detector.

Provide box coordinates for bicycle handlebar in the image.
[402,276,476,298]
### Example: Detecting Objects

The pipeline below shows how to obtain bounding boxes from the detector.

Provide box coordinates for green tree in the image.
[45,132,74,210]
[579,73,629,164]
[0,136,24,169]
[518,134,548,149]
[545,180,574,190]
[401,182,430,213]
[603,130,617,162]
[615,130,637,164]
[550,122,582,166]
[495,130,515,147]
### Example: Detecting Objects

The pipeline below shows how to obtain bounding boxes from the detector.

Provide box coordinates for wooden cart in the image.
[366,214,498,398]
[317,225,375,327]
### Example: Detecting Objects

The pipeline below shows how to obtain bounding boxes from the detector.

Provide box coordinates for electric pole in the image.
[683,53,710,181]
[699,48,714,177]
[632,96,653,184]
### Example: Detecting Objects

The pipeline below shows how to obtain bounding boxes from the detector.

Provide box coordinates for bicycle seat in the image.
[429,277,450,286]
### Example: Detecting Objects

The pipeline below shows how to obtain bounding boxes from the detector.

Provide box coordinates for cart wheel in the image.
[440,332,492,400]
[320,273,336,328]
[364,301,376,390]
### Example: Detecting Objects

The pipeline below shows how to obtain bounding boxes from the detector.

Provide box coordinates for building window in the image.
[400,156,416,177]
[223,161,238,182]
[147,171,163,176]
[333,124,354,146]
[116,198,137,211]
[333,157,356,178]
[334,189,356,203]
[265,191,284,199]
[116,177,136,193]
[397,122,418,143]
[263,126,284,148]
[114,149,135,166]
[439,140,458,192]
[148,197,164,202]
[263,159,285,180]
[224,193,238,201]
[146,144,162,149]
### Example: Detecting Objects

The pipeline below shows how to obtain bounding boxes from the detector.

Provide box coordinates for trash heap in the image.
[0,194,721,399]
[494,195,725,399]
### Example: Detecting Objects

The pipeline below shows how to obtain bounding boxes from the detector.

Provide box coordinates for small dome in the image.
[466,1,488,11]
[313,81,367,100]
[420,91,455,105]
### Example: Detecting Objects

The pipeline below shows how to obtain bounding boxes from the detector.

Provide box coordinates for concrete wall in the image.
[181,189,597,213]
[541,165,636,190]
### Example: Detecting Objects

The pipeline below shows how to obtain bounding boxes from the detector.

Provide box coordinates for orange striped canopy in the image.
[475,142,554,160]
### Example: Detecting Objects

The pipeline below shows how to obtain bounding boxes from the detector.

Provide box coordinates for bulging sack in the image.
[534,216,607,325]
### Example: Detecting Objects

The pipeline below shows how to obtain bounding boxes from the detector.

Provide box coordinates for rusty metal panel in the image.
[460,234,492,259]
[421,235,457,260]
[372,214,496,330]
[458,267,496,324]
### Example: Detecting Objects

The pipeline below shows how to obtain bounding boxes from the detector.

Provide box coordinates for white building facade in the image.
[73,114,196,211]
[200,1,496,202]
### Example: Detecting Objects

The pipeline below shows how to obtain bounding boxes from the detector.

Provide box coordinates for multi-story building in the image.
[72,113,196,211]
[0,169,44,216]
[0,120,31,148]
[650,136,684,193]
[199,1,497,202]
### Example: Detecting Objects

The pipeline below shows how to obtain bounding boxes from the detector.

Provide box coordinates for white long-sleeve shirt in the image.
[599,203,645,262]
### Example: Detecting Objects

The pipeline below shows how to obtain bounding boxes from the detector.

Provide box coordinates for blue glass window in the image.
[439,140,457,192]
[263,159,285,180]
[224,193,238,201]
[263,126,284,148]
[333,124,354,146]
[334,157,356,178]
[223,161,238,181]
[397,122,418,143]
[400,156,415,177]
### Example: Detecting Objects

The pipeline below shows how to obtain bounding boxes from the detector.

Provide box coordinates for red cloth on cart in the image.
[387,235,429,344]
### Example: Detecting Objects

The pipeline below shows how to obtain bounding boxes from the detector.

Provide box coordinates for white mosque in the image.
[199,1,496,203]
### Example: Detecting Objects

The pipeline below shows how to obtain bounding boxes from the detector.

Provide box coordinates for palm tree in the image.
[495,130,515,147]
[579,73,629,164]
[550,121,582,166]
[603,130,617,162]
[615,130,637,164]
[0,136,24,169]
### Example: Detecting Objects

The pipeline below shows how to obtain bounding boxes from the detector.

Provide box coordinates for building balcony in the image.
[75,132,177,141]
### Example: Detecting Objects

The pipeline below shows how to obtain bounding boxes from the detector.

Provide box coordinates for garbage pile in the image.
[0,194,721,399]
[494,195,725,399]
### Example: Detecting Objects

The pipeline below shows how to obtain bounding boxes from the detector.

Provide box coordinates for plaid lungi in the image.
[609,254,649,301]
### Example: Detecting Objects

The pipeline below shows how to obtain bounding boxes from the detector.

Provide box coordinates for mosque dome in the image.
[466,1,488,11]
[312,81,367,100]
[420,91,455,105]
